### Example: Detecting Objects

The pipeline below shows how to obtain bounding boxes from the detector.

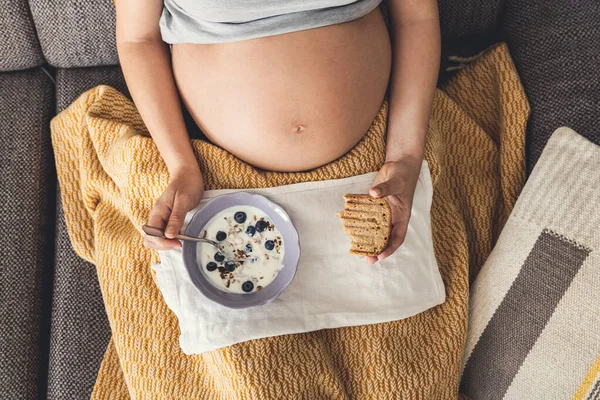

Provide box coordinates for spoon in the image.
[142,225,245,262]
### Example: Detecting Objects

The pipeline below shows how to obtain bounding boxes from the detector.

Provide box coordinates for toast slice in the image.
[336,194,392,257]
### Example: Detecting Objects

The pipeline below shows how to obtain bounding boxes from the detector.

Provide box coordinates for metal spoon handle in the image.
[142,225,221,248]
[141,225,246,262]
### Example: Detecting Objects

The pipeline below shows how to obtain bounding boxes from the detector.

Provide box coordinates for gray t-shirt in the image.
[160,0,383,44]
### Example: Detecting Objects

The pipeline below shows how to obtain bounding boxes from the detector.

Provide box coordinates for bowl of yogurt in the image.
[182,192,300,309]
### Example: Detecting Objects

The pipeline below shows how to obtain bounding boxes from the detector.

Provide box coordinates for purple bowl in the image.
[182,192,300,309]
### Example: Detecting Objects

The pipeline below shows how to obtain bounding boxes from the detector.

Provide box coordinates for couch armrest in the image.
[0,69,55,400]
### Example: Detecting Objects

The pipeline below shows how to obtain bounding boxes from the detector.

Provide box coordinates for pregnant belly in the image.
[172,8,391,172]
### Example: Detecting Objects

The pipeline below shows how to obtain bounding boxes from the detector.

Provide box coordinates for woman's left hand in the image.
[367,155,422,264]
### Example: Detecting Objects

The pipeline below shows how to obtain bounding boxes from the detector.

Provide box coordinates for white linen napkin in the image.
[153,162,445,355]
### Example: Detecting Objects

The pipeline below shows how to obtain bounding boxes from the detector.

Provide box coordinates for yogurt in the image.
[197,205,284,294]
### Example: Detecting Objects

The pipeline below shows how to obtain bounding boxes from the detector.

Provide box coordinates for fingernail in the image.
[370,188,381,197]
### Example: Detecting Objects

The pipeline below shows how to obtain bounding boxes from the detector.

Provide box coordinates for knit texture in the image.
[51,43,528,399]
[47,65,129,400]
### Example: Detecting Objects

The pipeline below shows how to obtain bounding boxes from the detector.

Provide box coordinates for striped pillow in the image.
[460,127,600,400]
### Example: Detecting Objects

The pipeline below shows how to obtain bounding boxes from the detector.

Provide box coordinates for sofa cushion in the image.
[502,0,600,173]
[47,198,112,400]
[0,69,54,400]
[55,66,129,111]
[47,65,127,400]
[0,0,45,71]
[438,0,505,43]
[28,0,118,68]
[460,128,600,400]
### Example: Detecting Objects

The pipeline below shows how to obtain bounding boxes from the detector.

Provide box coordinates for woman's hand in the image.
[143,166,204,250]
[367,155,422,264]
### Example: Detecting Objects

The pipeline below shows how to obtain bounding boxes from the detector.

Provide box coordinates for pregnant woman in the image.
[116,0,440,263]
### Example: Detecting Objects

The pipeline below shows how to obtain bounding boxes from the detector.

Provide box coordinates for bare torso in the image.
[172,8,391,172]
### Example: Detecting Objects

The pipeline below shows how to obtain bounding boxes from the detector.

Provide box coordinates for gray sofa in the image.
[1,0,598,399]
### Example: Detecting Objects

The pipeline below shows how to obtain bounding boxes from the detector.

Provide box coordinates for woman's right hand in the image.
[143,165,205,250]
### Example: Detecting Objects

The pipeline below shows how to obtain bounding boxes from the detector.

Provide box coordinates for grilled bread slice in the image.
[336,194,392,256]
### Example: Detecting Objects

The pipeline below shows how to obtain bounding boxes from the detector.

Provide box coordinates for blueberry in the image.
[255,220,267,232]
[206,262,217,272]
[245,225,256,237]
[214,252,225,262]
[244,243,253,253]
[264,240,275,250]
[224,261,236,272]
[216,231,227,241]
[234,211,247,223]
[242,281,254,293]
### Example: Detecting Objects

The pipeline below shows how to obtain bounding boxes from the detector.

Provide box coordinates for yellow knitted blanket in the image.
[51,43,528,399]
